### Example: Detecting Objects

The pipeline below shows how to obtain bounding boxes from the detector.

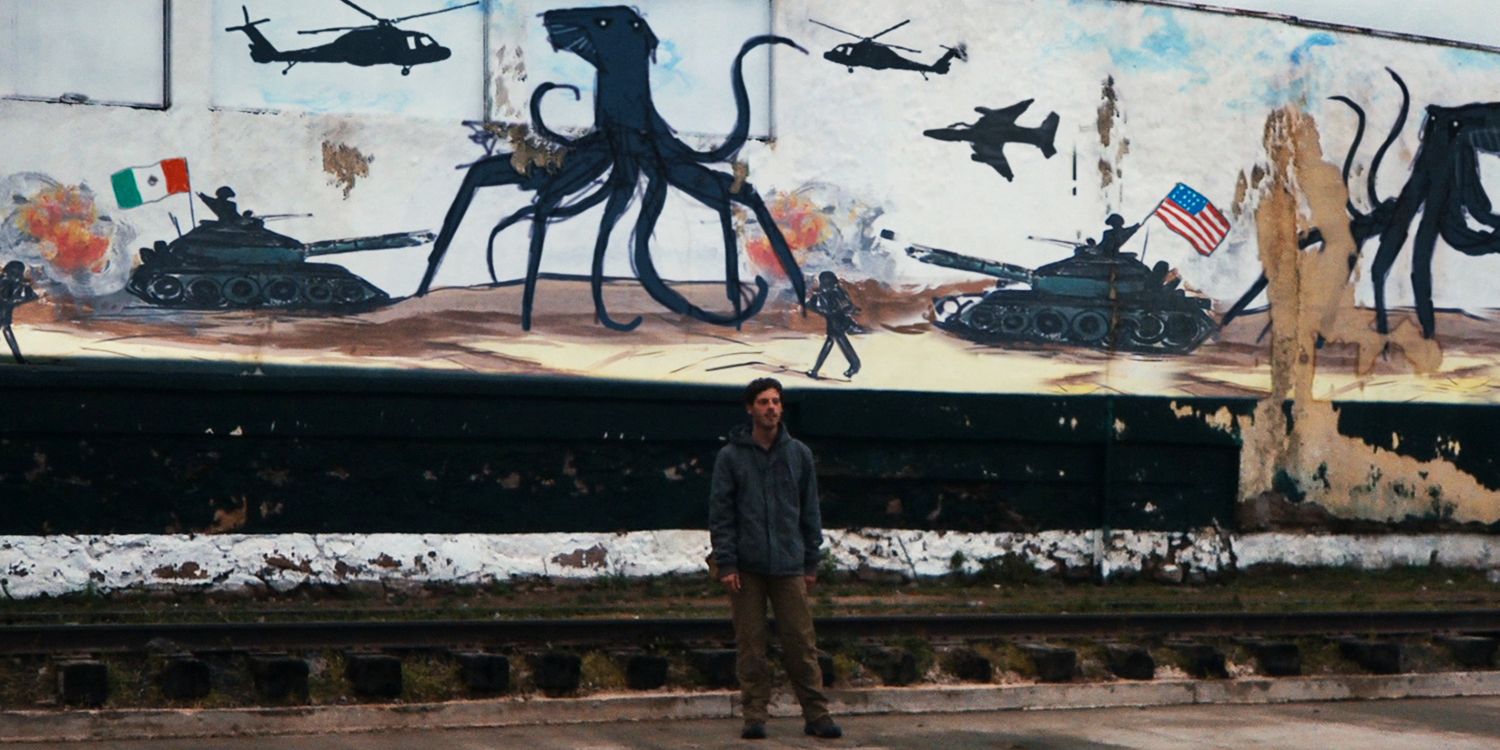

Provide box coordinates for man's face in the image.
[746,388,782,431]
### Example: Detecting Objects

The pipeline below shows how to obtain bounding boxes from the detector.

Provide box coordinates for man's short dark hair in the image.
[743,377,783,405]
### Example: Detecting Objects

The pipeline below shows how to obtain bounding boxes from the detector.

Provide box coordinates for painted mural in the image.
[4,0,1500,410]
[418,5,805,332]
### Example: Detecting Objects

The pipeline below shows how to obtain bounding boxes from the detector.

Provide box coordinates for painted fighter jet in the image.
[923,99,1061,181]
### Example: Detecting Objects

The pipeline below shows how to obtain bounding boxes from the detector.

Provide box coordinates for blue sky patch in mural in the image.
[1057,7,1212,89]
[1445,47,1500,70]
[1290,33,1338,66]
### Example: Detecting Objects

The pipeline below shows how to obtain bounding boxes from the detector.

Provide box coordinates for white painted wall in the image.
[5,1,1500,306]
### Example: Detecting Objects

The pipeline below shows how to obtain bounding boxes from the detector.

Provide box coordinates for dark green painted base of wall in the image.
[1,365,1254,535]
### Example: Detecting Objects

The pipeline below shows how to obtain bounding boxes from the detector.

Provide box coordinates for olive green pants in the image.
[729,572,829,723]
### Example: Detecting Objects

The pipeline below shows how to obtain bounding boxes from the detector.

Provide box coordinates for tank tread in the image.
[127,264,390,311]
[933,294,1218,354]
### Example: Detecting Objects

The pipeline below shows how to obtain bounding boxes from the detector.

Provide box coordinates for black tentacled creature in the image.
[416,6,807,332]
[1221,69,1407,330]
[1370,83,1500,339]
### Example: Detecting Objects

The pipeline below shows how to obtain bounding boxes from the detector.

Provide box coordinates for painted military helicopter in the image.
[811,19,966,79]
[225,0,478,76]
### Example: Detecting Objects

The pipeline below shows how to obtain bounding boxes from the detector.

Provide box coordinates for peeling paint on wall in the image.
[320,141,373,200]
[1095,76,1127,195]
[491,44,529,121]
[1,529,1496,598]
[1234,106,1500,527]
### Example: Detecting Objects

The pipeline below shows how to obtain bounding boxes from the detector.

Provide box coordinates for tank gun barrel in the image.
[1025,234,1079,249]
[905,243,1035,285]
[303,230,436,257]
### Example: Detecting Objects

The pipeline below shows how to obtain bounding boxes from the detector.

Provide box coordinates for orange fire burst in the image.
[15,185,111,275]
[745,193,829,278]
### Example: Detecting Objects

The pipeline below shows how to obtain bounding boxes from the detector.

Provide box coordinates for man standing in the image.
[709,378,841,740]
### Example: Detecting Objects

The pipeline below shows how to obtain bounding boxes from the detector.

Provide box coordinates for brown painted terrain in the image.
[7,277,1500,400]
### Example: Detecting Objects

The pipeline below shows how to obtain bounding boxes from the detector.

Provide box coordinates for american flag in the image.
[1154,183,1230,256]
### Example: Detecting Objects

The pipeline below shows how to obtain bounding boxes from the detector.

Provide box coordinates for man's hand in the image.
[804,573,817,591]
[720,572,741,593]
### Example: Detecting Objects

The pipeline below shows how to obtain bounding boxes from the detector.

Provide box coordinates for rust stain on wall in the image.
[473,123,567,176]
[207,497,249,533]
[321,141,373,199]
[1097,76,1118,148]
[552,543,608,570]
[1231,107,1500,528]
[263,554,313,574]
[152,561,206,580]
[1096,77,1127,193]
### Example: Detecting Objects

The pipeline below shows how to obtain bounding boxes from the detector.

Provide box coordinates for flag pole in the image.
[1137,189,1173,230]
[183,165,198,229]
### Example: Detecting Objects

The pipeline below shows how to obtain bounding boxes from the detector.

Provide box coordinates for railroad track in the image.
[4,610,1499,655]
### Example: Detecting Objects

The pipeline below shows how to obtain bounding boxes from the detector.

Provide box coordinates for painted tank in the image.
[906,240,1217,354]
[127,189,432,311]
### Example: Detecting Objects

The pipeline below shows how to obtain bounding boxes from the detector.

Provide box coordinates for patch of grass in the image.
[307,652,348,705]
[984,642,1036,680]
[101,655,153,708]
[894,635,936,676]
[830,653,864,686]
[402,652,459,703]
[1071,641,1112,681]
[1296,637,1348,675]
[579,651,626,692]
[0,657,47,707]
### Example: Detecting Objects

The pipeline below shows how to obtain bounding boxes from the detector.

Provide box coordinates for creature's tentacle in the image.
[590,166,643,332]
[419,156,533,295]
[654,36,807,163]
[485,176,611,284]
[631,174,768,327]
[718,193,742,320]
[661,159,806,311]
[480,148,614,283]
[1370,138,1436,335]
[531,83,582,147]
[1439,143,1500,254]
[520,199,559,331]
[1328,95,1366,217]
[1220,274,1270,328]
[729,181,806,309]
[1411,191,1446,338]
[1367,68,1410,207]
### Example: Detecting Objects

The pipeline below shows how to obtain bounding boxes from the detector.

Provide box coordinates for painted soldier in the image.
[806,271,861,380]
[199,186,241,222]
[1096,213,1141,255]
[1,261,39,364]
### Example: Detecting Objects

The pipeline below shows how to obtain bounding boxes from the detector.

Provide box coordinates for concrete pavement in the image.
[7,697,1500,749]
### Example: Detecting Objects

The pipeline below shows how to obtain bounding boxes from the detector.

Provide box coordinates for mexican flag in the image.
[111,158,190,209]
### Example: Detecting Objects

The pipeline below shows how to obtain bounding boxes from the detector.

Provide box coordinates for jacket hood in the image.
[728,422,788,448]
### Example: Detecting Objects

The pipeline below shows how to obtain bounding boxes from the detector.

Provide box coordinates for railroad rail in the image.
[3,610,1498,655]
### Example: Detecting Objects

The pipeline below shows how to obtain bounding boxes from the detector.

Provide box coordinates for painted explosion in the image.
[0,172,135,298]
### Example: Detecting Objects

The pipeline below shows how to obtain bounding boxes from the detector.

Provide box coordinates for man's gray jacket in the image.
[709,423,823,577]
